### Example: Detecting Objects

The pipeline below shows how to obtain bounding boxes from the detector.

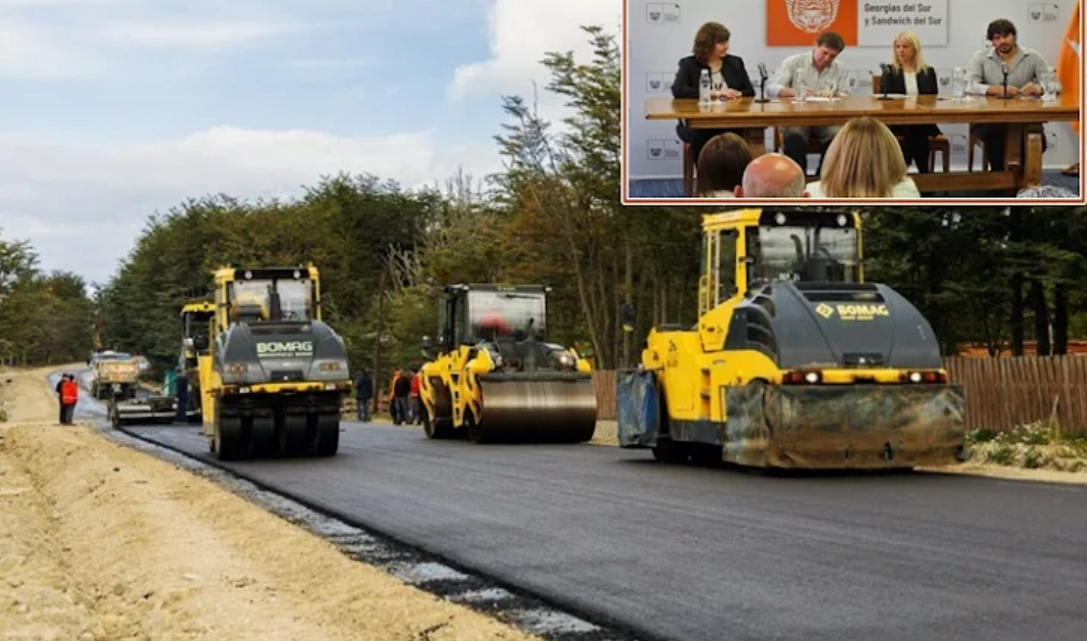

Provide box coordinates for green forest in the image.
[1,26,1085,383]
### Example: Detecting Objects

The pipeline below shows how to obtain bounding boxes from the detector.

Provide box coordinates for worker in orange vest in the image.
[59,373,79,425]
[409,369,421,425]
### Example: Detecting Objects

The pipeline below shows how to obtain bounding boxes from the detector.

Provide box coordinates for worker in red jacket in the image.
[409,370,422,425]
[60,374,78,424]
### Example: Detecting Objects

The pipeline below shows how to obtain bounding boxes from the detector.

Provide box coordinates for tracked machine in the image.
[196,264,351,460]
[419,284,598,443]
[616,209,967,470]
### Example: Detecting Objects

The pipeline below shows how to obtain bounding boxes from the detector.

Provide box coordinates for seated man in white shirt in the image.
[965,18,1050,171]
[766,31,851,176]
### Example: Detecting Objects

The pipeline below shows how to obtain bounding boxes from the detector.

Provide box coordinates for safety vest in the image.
[61,380,78,405]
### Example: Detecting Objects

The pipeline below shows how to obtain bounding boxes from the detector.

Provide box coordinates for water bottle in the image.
[699,69,711,105]
[952,67,965,100]
[794,70,807,104]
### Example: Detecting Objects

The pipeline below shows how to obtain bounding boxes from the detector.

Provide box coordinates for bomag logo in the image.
[833,303,889,321]
[256,341,313,357]
[815,303,835,318]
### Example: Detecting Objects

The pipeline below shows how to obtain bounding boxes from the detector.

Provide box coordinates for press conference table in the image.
[645,94,1080,195]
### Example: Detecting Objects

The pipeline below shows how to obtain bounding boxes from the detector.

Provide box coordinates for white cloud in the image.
[0,21,110,79]
[98,20,304,48]
[447,0,621,101]
[0,128,504,284]
[289,57,373,69]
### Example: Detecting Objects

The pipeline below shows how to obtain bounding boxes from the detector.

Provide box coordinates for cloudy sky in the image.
[0,0,621,285]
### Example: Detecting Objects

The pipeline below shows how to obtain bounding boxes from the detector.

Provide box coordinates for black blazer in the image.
[671,55,755,99]
[879,66,941,136]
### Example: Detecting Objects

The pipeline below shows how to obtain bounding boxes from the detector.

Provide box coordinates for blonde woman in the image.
[878,31,941,173]
[805,116,921,198]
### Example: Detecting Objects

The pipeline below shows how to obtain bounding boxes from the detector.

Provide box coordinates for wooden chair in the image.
[682,142,696,196]
[870,74,951,172]
[967,130,989,171]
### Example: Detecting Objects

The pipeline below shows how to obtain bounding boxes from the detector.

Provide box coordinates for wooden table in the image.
[644,95,1080,195]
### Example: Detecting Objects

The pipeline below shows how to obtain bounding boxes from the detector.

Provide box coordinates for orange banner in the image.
[1057,0,1081,135]
[767,0,858,46]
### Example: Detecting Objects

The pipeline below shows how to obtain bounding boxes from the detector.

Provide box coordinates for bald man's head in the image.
[737,153,808,198]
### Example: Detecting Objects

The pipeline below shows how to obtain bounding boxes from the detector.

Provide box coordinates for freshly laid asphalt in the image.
[126,421,1087,641]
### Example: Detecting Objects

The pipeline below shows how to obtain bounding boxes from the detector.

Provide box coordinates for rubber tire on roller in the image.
[280,412,309,456]
[314,413,339,456]
[249,409,277,457]
[215,401,245,461]
[422,407,455,439]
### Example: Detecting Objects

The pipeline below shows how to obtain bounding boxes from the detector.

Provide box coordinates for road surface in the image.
[126,421,1087,641]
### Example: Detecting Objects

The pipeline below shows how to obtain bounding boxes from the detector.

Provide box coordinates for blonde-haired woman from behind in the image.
[805,116,921,198]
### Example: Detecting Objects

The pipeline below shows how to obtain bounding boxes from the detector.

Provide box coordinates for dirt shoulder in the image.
[0,366,539,641]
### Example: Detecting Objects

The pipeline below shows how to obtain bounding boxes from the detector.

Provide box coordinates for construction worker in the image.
[55,374,67,423]
[387,369,401,422]
[409,369,421,424]
[355,369,373,422]
[392,370,411,425]
[60,374,78,424]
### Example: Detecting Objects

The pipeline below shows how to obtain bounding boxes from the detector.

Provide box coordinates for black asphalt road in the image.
[126,421,1087,641]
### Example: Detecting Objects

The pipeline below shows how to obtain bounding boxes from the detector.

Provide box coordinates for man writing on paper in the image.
[966,18,1050,172]
[766,31,851,177]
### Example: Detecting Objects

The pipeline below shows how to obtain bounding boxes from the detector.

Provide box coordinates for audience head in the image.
[818,116,908,198]
[737,153,808,198]
[1016,185,1077,199]
[696,133,753,197]
[693,22,731,62]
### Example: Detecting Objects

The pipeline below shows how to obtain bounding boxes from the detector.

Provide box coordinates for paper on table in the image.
[802,96,841,102]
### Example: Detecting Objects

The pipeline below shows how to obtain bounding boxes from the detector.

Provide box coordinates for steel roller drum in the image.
[476,372,598,442]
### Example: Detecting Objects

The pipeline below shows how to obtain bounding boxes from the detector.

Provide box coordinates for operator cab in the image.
[215,266,322,334]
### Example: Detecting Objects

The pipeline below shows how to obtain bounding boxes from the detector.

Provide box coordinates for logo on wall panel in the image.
[647,139,681,160]
[646,3,681,24]
[1028,3,1060,22]
[646,72,671,93]
[785,0,840,33]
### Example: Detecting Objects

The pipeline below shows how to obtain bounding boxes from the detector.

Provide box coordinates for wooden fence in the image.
[590,357,1087,432]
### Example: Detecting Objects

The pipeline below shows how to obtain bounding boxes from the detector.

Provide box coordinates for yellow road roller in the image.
[196,264,351,460]
[419,283,598,443]
[616,209,967,469]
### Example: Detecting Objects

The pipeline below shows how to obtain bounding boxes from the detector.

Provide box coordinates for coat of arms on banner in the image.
[785,0,840,33]
[767,0,856,46]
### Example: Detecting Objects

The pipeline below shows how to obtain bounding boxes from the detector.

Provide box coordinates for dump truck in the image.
[616,208,967,470]
[418,283,598,443]
[196,264,351,460]
[90,351,177,427]
[176,300,215,423]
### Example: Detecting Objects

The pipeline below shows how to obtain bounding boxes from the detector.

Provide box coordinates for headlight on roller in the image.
[319,362,341,371]
[226,363,248,374]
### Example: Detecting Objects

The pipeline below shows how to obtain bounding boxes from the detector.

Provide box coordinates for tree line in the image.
[0,233,95,366]
[2,26,1085,385]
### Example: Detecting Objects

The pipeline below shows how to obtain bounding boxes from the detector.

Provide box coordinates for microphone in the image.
[877,63,894,100]
[1000,61,1011,99]
[756,63,770,103]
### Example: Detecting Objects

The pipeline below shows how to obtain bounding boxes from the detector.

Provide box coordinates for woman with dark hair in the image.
[671,22,755,166]
[696,133,752,198]
[879,30,941,173]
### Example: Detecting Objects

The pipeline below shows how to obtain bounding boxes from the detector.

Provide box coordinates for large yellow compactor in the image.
[616,209,967,469]
[419,284,598,443]
[195,264,351,460]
